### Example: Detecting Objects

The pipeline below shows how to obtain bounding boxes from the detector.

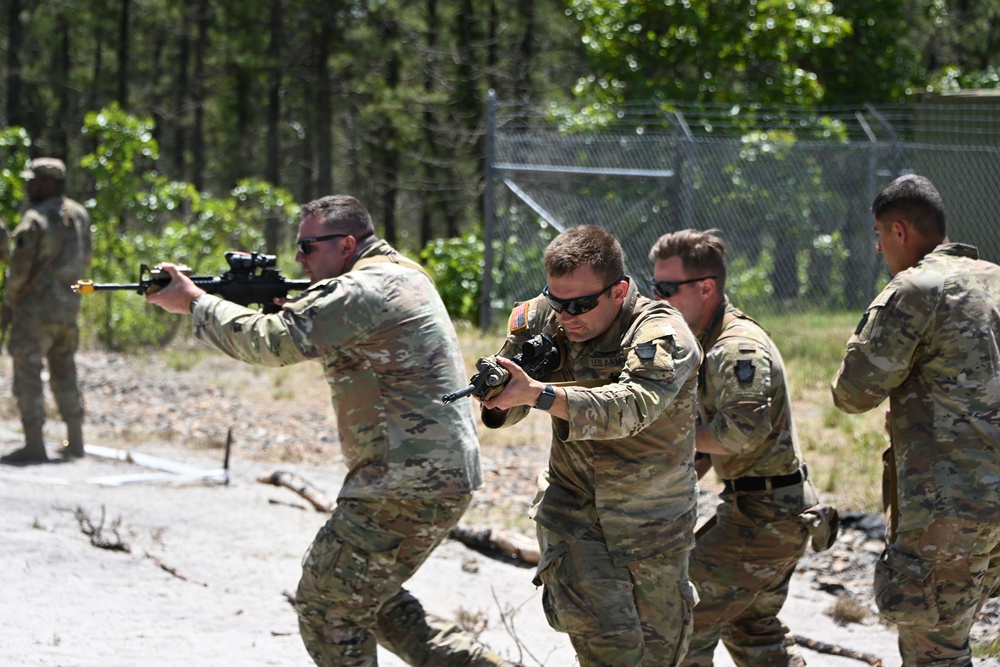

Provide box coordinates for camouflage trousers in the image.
[875,519,1000,667]
[534,523,697,667]
[7,318,84,428]
[295,494,508,667]
[684,493,810,667]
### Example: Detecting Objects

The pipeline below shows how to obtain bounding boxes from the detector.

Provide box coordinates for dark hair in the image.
[648,228,727,291]
[871,174,946,238]
[300,195,378,244]
[543,225,625,285]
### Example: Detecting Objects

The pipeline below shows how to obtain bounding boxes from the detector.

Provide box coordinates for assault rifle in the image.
[442,333,563,404]
[72,251,311,314]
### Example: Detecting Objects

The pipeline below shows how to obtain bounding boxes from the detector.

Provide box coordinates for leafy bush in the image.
[77,103,298,349]
[420,232,491,323]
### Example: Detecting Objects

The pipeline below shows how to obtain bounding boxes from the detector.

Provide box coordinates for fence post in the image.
[672,111,695,229]
[480,89,498,331]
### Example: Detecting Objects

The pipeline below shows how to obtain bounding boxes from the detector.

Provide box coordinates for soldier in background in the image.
[478,225,702,667]
[1,158,92,465]
[650,229,834,667]
[146,195,517,667]
[832,174,1000,667]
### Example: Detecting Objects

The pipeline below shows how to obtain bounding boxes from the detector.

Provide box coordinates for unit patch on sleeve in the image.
[735,359,755,383]
[636,341,656,359]
[854,311,870,336]
[508,302,529,333]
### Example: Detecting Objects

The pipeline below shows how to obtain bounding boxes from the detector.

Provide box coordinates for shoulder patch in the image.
[636,341,656,359]
[854,311,869,336]
[508,302,529,333]
[735,359,755,383]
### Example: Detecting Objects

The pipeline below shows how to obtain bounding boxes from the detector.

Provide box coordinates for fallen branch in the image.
[449,525,540,566]
[793,634,883,666]
[74,505,131,553]
[256,470,334,512]
[145,552,208,586]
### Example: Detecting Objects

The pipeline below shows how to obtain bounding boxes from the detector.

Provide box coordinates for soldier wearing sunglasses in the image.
[649,229,830,667]
[478,225,702,667]
[146,195,517,667]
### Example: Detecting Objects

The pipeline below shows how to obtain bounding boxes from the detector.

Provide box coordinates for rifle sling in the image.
[351,252,435,285]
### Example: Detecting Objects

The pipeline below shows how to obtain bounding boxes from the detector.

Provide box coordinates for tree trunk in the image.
[264,0,283,254]
[54,13,71,160]
[313,3,337,199]
[515,0,535,102]
[380,15,401,246]
[191,0,211,192]
[420,0,439,248]
[6,0,24,128]
[117,0,131,109]
[172,0,193,179]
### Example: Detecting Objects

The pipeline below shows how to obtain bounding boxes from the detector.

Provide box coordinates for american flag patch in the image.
[508,302,529,332]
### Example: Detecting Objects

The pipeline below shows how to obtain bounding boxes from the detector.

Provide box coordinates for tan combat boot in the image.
[0,423,49,465]
[62,420,85,459]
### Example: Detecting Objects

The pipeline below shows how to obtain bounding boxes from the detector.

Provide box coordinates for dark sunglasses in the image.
[648,275,717,299]
[297,233,348,256]
[542,275,625,316]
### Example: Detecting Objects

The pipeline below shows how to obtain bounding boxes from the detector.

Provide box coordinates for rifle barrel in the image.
[441,384,476,404]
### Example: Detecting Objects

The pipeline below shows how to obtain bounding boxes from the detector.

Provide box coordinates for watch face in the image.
[535,385,556,410]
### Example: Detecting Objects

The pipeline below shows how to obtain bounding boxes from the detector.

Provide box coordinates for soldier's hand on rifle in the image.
[479,356,563,416]
[145,263,207,314]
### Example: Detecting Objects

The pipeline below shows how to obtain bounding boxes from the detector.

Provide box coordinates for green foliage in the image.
[77,103,299,350]
[0,127,32,225]
[566,0,851,107]
[421,232,493,323]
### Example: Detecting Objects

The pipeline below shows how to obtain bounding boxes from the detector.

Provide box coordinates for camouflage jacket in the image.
[832,243,1000,531]
[191,240,484,500]
[5,195,92,323]
[484,280,702,565]
[699,299,816,511]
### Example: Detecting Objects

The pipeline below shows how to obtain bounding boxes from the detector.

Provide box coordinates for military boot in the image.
[62,420,85,459]
[0,423,49,465]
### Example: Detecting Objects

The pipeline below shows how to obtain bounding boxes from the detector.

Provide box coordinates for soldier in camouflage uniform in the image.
[1,158,92,465]
[832,174,1000,667]
[477,225,702,667]
[147,195,515,667]
[650,229,834,667]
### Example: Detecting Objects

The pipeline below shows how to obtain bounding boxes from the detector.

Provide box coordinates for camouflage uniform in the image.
[832,243,1000,667]
[191,240,500,667]
[5,191,92,449]
[483,280,702,667]
[685,299,820,667]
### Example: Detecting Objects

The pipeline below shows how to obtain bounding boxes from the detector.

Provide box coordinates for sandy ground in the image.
[0,427,908,667]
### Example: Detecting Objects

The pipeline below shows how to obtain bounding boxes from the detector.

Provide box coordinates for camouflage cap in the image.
[20,157,67,181]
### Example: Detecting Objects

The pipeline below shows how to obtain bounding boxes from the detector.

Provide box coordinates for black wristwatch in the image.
[534,384,556,411]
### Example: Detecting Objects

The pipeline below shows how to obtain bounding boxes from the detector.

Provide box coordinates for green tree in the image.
[566,0,851,106]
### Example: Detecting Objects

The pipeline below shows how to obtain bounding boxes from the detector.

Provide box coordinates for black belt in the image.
[723,465,807,493]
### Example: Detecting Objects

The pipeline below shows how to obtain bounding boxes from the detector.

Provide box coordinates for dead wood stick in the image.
[449,525,540,565]
[257,470,334,512]
[793,634,883,666]
[145,552,208,587]
[74,505,131,553]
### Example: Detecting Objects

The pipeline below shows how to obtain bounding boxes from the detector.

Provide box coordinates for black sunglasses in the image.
[542,275,625,316]
[297,233,348,256]
[648,275,717,299]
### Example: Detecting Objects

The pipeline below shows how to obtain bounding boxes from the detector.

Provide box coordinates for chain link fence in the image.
[481,94,1000,328]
